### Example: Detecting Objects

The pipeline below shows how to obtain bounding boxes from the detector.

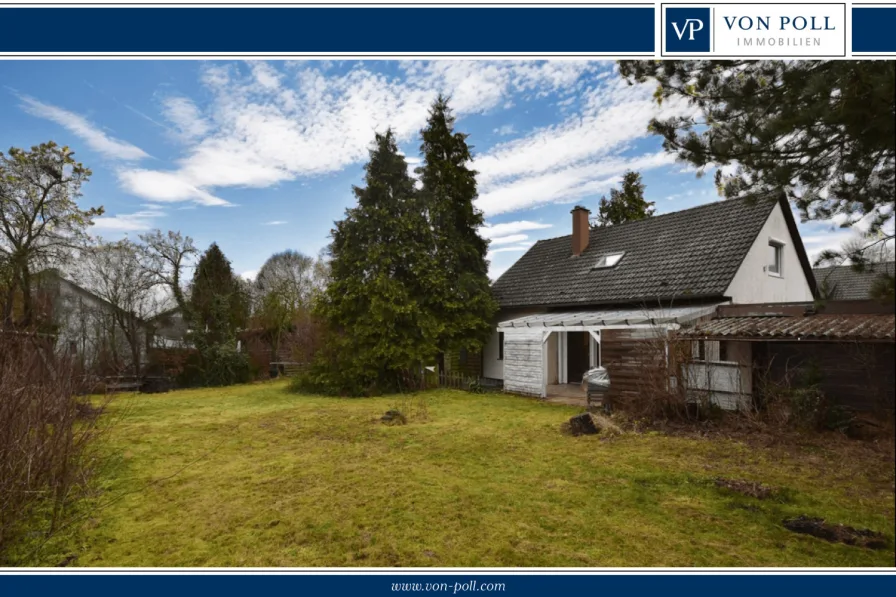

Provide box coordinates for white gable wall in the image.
[724,202,814,304]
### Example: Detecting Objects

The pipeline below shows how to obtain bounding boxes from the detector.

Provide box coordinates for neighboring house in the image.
[146,307,190,348]
[480,193,817,406]
[814,262,895,301]
[34,270,146,374]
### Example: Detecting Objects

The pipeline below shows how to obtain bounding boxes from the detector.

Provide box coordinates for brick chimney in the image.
[570,206,591,256]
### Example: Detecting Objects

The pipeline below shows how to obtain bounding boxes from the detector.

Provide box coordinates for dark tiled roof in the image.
[492,195,781,308]
[813,262,895,301]
[681,313,895,341]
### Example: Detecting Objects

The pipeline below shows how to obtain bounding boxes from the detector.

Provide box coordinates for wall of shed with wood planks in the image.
[502,330,545,397]
[753,341,895,415]
[600,328,667,405]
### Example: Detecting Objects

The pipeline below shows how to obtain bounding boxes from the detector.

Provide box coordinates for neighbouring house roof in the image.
[36,269,128,318]
[813,262,895,301]
[491,194,814,309]
[682,313,896,342]
[498,304,721,329]
[147,306,182,322]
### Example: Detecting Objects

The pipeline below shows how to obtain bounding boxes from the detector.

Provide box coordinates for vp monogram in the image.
[665,7,710,52]
[671,18,705,41]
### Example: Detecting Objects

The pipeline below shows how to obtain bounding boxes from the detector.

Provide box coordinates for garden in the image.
[10,381,894,567]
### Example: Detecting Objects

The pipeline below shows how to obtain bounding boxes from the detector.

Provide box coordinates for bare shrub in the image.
[390,392,430,422]
[0,331,105,562]
[753,358,823,429]
[750,357,862,433]
[591,414,624,437]
[614,326,717,422]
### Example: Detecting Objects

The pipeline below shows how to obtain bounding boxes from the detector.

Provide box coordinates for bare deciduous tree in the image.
[138,230,197,320]
[252,249,327,363]
[253,249,319,312]
[77,239,167,376]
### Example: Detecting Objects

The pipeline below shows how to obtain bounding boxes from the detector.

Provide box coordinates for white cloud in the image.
[477,152,675,217]
[263,220,288,226]
[472,75,696,216]
[91,209,164,232]
[117,169,230,206]
[493,124,516,136]
[488,234,530,246]
[19,95,149,161]
[480,221,553,267]
[115,61,600,206]
[240,270,258,281]
[161,96,211,141]
[488,245,532,254]
[20,62,695,223]
[480,220,552,239]
[403,61,599,114]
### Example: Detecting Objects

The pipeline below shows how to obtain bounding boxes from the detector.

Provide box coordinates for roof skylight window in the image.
[593,252,625,269]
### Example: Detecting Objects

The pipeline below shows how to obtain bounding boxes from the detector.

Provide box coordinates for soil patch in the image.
[715,478,776,499]
[381,410,407,425]
[567,413,599,436]
[782,516,888,550]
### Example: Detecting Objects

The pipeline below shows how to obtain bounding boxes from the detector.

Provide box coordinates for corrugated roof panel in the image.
[499,304,720,328]
[681,314,895,341]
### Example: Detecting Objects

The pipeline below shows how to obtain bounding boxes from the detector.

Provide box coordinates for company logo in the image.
[672,18,704,41]
[666,8,711,52]
[664,4,845,57]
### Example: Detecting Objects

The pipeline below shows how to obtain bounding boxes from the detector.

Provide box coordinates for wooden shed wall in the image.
[600,329,664,404]
[753,341,895,414]
[445,349,483,377]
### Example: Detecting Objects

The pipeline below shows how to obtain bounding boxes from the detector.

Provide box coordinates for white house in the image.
[482,193,817,408]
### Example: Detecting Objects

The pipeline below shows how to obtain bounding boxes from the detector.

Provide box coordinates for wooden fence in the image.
[398,369,503,393]
[269,361,310,377]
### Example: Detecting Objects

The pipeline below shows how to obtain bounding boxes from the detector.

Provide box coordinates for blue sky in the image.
[0,60,858,280]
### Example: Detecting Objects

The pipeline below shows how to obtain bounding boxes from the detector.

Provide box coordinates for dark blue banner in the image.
[852,6,896,53]
[1,574,895,596]
[0,7,654,53]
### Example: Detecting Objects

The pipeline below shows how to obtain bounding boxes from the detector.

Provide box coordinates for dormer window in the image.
[593,252,625,269]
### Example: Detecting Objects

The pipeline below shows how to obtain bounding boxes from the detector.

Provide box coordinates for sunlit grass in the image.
[25,381,895,566]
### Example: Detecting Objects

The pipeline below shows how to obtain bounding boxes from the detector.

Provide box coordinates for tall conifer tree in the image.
[595,171,654,227]
[189,242,248,344]
[314,130,439,394]
[418,96,497,368]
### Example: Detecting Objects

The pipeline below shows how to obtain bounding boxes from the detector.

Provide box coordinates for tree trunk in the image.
[2,284,14,325]
[129,315,142,377]
[19,263,33,326]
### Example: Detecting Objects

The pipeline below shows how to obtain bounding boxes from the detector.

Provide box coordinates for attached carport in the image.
[497,304,720,398]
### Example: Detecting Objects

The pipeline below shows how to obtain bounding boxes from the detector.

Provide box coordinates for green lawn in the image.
[29,381,896,566]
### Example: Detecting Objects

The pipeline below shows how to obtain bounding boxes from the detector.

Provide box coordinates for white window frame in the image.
[593,251,625,269]
[767,238,785,277]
